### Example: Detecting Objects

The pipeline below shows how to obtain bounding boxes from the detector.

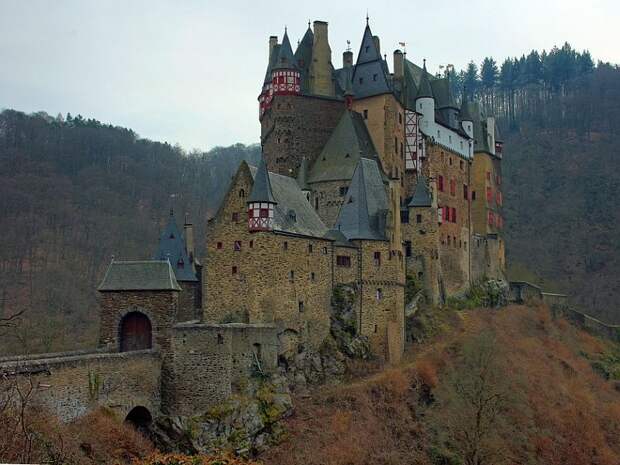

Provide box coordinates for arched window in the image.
[239,189,245,198]
[120,312,152,352]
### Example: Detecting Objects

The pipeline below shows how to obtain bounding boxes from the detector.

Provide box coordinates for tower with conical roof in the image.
[271,28,301,97]
[247,156,277,232]
[416,60,435,128]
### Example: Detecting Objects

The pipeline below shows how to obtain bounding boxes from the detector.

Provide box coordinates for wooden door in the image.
[120,312,152,352]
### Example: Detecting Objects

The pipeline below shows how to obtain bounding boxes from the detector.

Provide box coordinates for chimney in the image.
[268,35,278,61]
[184,213,195,263]
[372,35,380,55]
[393,50,404,79]
[343,50,353,68]
[310,20,335,96]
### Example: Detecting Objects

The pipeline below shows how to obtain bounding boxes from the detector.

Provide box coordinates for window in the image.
[464,241,467,250]
[363,109,368,119]
[438,175,444,192]
[374,324,378,333]
[289,270,295,282]
[437,130,441,139]
[359,77,364,84]
[308,244,313,253]
[394,137,398,153]
[472,191,476,201]
[336,256,351,267]
[496,175,502,185]
[486,171,491,181]
[217,333,224,345]
[451,207,457,223]
[310,272,316,281]
[365,46,369,53]
[405,241,412,257]
[373,73,378,81]
[486,187,493,202]
[259,208,269,218]
[232,266,238,275]
[216,242,222,249]
[231,212,239,222]
[339,186,348,196]
[416,214,422,223]
[283,241,288,251]
[234,241,241,251]
[239,189,245,198]
[496,191,502,206]
[401,210,409,224]
[398,113,402,124]
[298,301,304,312]
[249,240,254,248]
[460,160,464,170]
[449,157,453,166]
[463,184,469,200]
[373,251,381,266]
[450,179,456,196]
[488,211,494,225]
[315,197,319,210]
[376,288,383,300]
[322,247,328,255]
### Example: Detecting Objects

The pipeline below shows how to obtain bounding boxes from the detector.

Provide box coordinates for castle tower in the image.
[416,61,435,130]
[296,156,311,201]
[271,28,300,97]
[404,176,441,304]
[247,156,277,232]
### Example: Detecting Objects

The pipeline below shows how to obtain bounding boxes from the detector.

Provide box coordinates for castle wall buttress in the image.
[261,94,344,176]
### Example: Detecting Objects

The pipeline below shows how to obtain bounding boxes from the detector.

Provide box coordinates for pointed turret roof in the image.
[153,211,198,282]
[308,110,379,183]
[351,23,391,98]
[355,24,382,65]
[248,156,276,203]
[273,29,296,71]
[460,93,474,122]
[335,158,389,241]
[294,25,314,93]
[417,61,433,99]
[296,157,310,191]
[408,176,433,208]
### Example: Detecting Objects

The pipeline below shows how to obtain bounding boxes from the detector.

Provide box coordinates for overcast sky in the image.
[1,0,618,150]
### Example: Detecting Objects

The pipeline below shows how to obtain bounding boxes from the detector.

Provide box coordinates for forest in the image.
[0,43,618,355]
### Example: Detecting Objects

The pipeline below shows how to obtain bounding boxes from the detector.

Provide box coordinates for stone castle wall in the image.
[205,165,333,350]
[177,281,200,322]
[309,179,349,228]
[261,94,344,176]
[0,349,160,422]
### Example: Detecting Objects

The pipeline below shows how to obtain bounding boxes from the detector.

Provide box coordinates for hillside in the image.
[262,305,620,465]
[0,110,259,353]
[2,305,618,464]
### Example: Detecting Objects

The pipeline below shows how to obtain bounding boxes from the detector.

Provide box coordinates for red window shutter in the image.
[450,179,456,196]
[452,208,457,223]
[463,184,468,200]
[486,187,492,202]
[438,176,444,192]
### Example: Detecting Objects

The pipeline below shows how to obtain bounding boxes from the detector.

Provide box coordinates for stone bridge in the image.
[0,348,161,425]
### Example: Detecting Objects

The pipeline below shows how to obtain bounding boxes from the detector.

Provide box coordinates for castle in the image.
[0,19,505,425]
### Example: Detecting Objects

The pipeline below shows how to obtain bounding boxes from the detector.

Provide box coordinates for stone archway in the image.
[119,311,152,352]
[125,406,152,431]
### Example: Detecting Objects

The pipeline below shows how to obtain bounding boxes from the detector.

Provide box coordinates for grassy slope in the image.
[261,305,620,465]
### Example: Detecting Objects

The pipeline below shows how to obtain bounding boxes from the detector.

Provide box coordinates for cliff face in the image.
[261,305,620,465]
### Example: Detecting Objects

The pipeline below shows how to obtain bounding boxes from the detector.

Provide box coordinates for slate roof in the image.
[324,229,355,247]
[248,156,277,203]
[98,260,181,292]
[408,176,433,207]
[431,77,458,109]
[417,62,434,99]
[308,110,379,184]
[153,212,198,282]
[294,26,314,94]
[351,24,392,98]
[460,94,474,121]
[273,30,296,71]
[335,158,389,241]
[248,166,328,238]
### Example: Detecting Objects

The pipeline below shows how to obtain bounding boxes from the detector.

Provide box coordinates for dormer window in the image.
[239,189,245,198]
[373,74,378,81]
[365,46,369,53]
[177,258,184,268]
[359,77,364,84]
[169,233,175,239]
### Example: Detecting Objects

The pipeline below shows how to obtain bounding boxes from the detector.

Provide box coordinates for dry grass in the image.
[261,305,620,465]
